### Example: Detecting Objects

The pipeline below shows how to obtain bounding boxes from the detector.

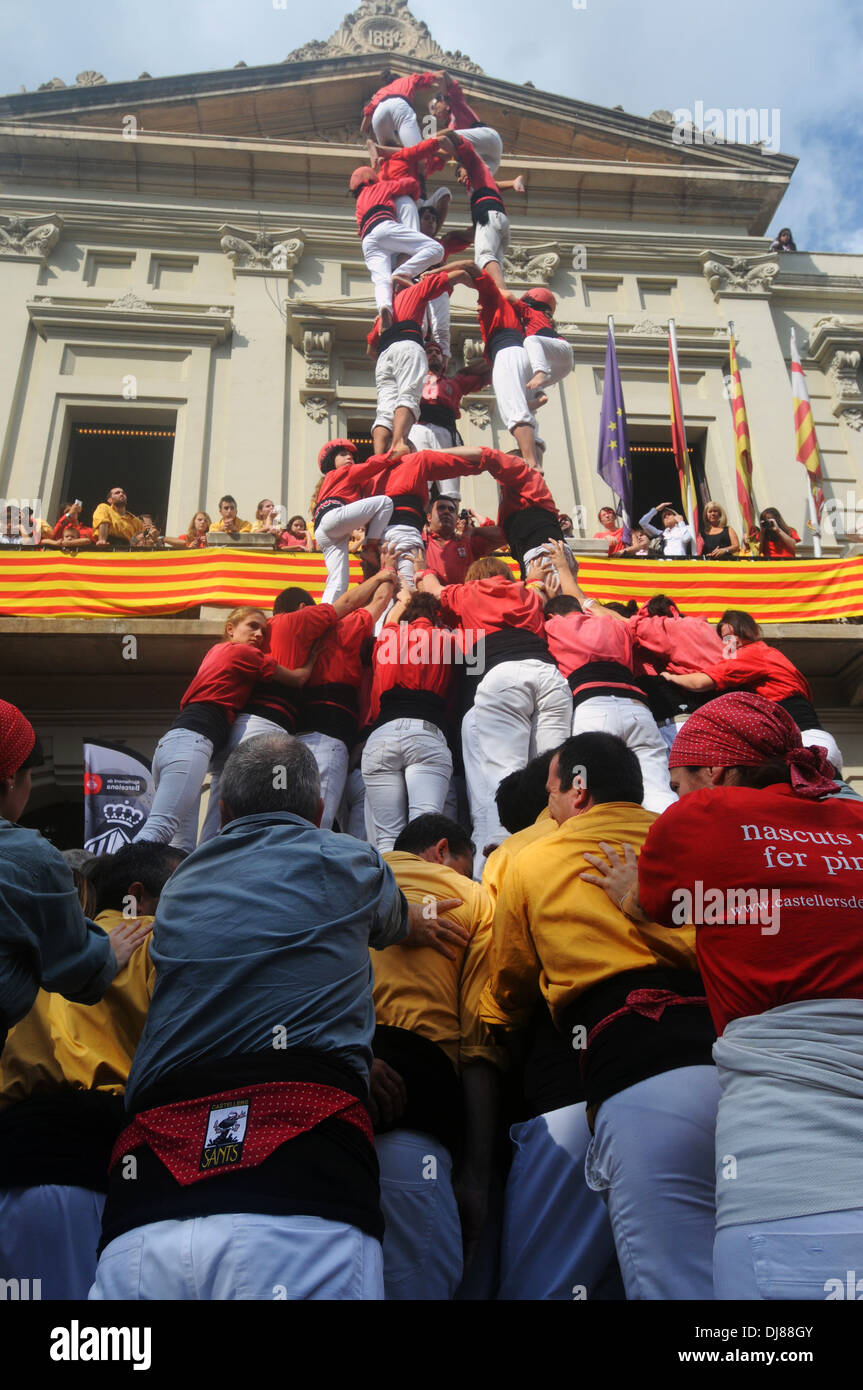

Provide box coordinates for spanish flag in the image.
[790,327,825,521]
[668,320,701,547]
[728,330,757,534]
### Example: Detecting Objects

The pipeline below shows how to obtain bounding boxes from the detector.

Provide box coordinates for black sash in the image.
[379,319,424,352]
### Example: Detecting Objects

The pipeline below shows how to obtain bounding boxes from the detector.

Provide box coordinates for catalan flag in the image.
[1,550,861,625]
[790,328,825,522]
[668,320,701,547]
[728,331,757,535]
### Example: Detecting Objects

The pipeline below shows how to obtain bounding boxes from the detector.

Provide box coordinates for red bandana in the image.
[669,692,837,800]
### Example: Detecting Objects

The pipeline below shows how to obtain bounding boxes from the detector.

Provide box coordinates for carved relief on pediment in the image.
[285,1,482,74]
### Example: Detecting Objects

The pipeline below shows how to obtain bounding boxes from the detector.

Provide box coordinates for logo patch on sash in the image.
[200,1101,250,1171]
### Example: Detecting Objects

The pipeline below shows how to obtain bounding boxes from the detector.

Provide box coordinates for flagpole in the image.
[790,328,823,558]
[668,318,697,531]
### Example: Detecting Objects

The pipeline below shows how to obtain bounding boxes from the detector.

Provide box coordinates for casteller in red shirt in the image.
[362,72,438,125]
[630,610,724,675]
[638,783,863,1036]
[180,642,278,719]
[245,604,339,733]
[702,640,812,705]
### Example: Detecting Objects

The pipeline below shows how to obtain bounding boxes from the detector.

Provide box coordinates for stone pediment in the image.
[0,3,795,179]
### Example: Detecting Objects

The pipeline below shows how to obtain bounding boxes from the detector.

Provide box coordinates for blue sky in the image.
[2,0,861,252]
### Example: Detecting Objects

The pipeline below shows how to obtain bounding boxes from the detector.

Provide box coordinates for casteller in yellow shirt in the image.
[480,802,697,1032]
[378,852,504,1072]
[481,807,557,907]
[0,910,154,1109]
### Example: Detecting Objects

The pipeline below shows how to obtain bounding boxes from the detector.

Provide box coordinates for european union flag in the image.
[597,324,633,543]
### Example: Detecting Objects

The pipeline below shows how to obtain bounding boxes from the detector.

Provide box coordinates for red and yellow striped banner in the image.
[1,550,862,624]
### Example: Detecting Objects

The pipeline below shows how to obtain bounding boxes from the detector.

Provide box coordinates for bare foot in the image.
[528,391,549,409]
[380,305,393,331]
[366,139,380,169]
[526,371,550,393]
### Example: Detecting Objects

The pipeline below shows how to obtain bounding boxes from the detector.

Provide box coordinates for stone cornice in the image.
[0,123,792,233]
[26,294,233,342]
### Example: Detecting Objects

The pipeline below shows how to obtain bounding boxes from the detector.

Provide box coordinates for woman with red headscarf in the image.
[581,692,863,1301]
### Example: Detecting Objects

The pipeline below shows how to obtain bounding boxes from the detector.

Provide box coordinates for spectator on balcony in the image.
[770,227,796,253]
[755,507,799,559]
[639,502,696,558]
[593,506,624,556]
[171,511,212,549]
[618,526,653,559]
[56,526,92,552]
[52,501,93,545]
[558,513,575,538]
[278,515,312,551]
[701,501,739,560]
[251,499,283,536]
[209,496,251,535]
[92,488,144,549]
[131,515,163,550]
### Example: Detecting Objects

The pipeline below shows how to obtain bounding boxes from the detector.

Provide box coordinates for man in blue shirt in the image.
[92,732,465,1301]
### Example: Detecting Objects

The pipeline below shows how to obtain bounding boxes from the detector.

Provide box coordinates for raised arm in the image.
[332,566,398,620]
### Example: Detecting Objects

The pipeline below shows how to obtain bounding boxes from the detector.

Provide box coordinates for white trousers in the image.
[382,522,425,588]
[0,1185,105,1301]
[474,209,510,270]
[460,706,496,875]
[362,718,453,851]
[426,291,451,359]
[492,344,536,433]
[714,1208,863,1300]
[454,125,503,175]
[408,421,463,501]
[469,659,572,856]
[89,1213,383,1300]
[135,726,212,852]
[337,765,367,840]
[498,1105,621,1301]
[317,494,394,605]
[570,695,677,814]
[297,731,350,831]
[362,221,443,313]
[585,1065,720,1301]
[371,96,423,148]
[198,711,285,844]
[393,194,419,233]
[524,334,574,387]
[376,1131,462,1300]
[374,340,427,432]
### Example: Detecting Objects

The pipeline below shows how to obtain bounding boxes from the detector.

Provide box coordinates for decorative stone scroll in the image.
[701,252,778,300]
[303,330,333,385]
[0,214,62,262]
[219,226,305,275]
[503,244,560,288]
